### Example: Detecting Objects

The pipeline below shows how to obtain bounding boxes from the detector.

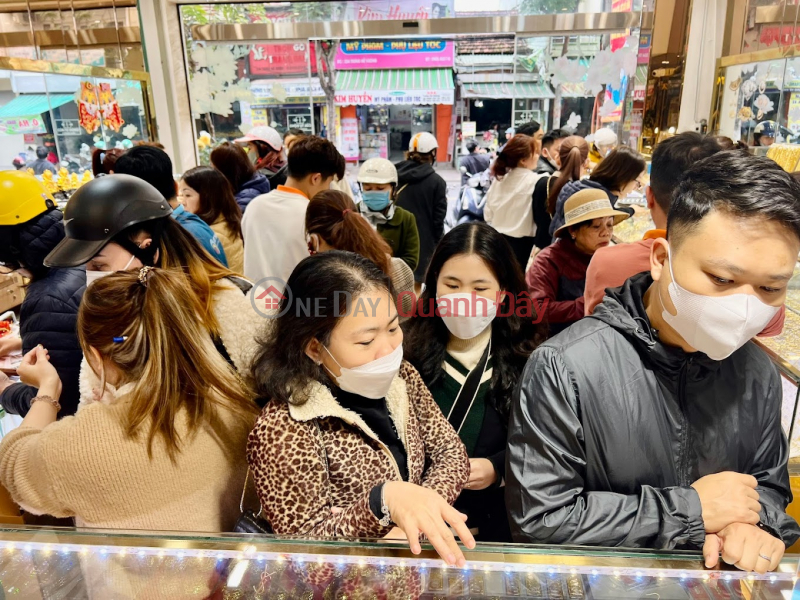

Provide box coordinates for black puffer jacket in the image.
[506,272,799,549]
[395,160,448,282]
[0,210,85,417]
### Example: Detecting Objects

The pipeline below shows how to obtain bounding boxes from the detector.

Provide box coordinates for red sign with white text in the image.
[249,43,317,76]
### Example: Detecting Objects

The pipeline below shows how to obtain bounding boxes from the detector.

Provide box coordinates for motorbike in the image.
[449,166,491,227]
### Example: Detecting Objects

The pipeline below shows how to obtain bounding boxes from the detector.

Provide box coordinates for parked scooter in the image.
[451,166,491,226]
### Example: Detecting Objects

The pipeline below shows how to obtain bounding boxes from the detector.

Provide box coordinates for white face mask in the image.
[660,250,779,360]
[85,269,112,288]
[437,292,497,340]
[85,253,137,287]
[324,343,403,399]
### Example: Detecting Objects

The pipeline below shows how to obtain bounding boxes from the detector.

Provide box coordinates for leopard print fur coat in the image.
[246,361,469,538]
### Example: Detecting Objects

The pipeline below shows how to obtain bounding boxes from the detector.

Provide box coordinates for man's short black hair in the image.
[650,132,722,214]
[36,146,49,159]
[541,129,569,150]
[515,121,541,137]
[668,151,800,249]
[113,145,176,201]
[287,136,345,181]
[466,140,479,153]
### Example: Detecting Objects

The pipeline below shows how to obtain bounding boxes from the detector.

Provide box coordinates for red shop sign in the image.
[249,43,317,76]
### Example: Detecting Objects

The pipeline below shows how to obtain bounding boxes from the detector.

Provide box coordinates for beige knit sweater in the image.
[0,386,254,531]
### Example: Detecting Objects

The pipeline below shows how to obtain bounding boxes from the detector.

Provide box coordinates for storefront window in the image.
[1,68,151,174]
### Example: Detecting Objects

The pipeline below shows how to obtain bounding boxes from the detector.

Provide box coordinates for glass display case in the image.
[0,525,797,599]
[712,47,800,151]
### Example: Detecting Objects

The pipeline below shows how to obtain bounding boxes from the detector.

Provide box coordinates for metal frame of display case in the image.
[0,55,157,142]
[0,525,796,598]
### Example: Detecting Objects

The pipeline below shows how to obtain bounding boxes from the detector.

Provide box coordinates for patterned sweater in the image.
[246,361,469,538]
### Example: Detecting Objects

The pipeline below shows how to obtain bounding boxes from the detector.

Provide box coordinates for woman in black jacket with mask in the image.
[0,172,84,417]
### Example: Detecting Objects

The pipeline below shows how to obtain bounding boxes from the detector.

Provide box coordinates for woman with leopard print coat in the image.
[247,251,474,567]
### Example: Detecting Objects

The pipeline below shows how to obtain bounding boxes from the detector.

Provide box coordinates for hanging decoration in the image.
[78,81,101,134]
[98,83,125,132]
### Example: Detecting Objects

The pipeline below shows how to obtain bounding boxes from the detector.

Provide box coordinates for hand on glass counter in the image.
[691,472,761,532]
[0,335,21,359]
[705,522,785,574]
[384,481,476,567]
[467,458,497,491]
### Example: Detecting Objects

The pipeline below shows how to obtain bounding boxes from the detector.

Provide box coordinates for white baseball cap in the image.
[357,158,398,185]
[234,126,283,151]
[409,132,439,154]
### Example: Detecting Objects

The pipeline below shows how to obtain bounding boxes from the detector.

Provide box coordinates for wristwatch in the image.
[379,483,393,527]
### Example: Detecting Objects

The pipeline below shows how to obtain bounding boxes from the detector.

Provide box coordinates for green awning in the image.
[337,69,454,92]
[0,94,75,119]
[460,82,554,100]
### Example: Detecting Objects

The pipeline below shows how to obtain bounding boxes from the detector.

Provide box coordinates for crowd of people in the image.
[0,121,798,581]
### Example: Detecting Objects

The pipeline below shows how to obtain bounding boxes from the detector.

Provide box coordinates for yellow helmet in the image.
[0,171,55,226]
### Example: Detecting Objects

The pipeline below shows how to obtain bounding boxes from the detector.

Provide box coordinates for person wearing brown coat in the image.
[247,251,474,566]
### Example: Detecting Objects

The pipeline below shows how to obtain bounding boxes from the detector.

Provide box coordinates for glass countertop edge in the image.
[0,524,797,577]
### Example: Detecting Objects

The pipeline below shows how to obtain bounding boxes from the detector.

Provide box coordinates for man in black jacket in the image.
[459,141,491,186]
[0,172,84,417]
[536,129,569,175]
[507,152,800,573]
[395,132,448,283]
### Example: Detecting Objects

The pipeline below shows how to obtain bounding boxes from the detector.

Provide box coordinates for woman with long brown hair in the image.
[210,141,271,213]
[179,166,244,273]
[483,134,542,269]
[43,175,265,403]
[306,190,415,319]
[0,267,258,530]
[532,136,590,250]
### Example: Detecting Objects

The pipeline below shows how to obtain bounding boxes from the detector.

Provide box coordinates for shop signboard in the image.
[341,0,454,20]
[0,115,46,135]
[250,107,270,128]
[287,109,313,133]
[335,40,454,70]
[249,43,317,76]
[250,79,325,105]
[630,109,643,137]
[335,90,454,106]
[340,118,360,160]
[55,119,82,136]
[638,33,652,65]
[462,121,477,138]
[788,93,800,133]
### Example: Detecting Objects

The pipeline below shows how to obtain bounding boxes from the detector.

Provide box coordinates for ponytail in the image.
[91,147,123,177]
[77,268,257,460]
[548,136,589,215]
[490,134,537,180]
[306,190,392,274]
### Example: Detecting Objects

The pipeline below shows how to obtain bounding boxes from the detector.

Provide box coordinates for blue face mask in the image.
[362,190,392,211]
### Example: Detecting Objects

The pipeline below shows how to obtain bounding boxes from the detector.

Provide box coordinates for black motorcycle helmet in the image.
[44,174,172,268]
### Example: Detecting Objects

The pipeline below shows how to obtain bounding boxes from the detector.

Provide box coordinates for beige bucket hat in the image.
[554,188,630,236]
